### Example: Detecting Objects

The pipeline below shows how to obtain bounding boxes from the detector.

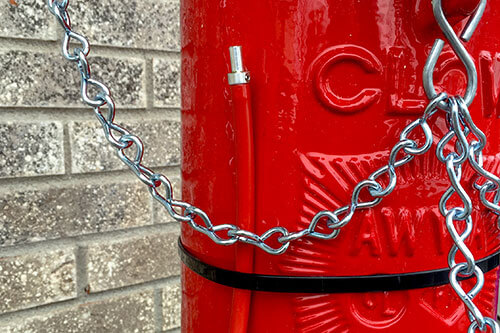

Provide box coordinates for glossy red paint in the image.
[180,0,500,332]
[228,83,255,333]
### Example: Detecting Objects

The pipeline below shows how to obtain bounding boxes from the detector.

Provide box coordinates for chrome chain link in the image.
[427,0,499,331]
[45,0,443,256]
[47,0,499,330]
[436,96,500,332]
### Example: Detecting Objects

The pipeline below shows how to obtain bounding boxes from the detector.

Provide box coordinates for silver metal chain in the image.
[45,0,443,256]
[436,95,499,332]
[425,1,500,331]
[46,0,499,330]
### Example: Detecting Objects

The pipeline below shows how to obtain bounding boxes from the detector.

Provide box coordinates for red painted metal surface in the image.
[228,83,255,333]
[180,1,500,332]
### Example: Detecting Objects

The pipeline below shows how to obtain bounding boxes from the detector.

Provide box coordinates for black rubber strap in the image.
[179,239,500,293]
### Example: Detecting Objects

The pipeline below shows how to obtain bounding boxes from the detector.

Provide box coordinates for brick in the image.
[0,291,155,333]
[86,231,180,292]
[153,58,181,107]
[0,0,56,40]
[71,0,180,51]
[0,50,145,108]
[0,181,151,247]
[153,172,182,225]
[0,121,64,179]
[0,248,76,314]
[69,119,180,174]
[162,281,181,331]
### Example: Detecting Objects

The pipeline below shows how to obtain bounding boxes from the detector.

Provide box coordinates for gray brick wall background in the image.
[0,0,182,332]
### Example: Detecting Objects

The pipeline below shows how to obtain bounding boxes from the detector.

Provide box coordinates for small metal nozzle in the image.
[228,46,250,85]
[229,46,244,72]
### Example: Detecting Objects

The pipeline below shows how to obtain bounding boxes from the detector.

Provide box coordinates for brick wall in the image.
[0,1,182,332]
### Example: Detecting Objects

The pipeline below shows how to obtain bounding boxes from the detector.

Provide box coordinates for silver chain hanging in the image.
[46,0,500,331]
[44,0,444,256]
[435,95,500,332]
[424,0,500,331]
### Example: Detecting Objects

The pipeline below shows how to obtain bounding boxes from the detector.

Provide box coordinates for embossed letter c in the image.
[311,44,383,113]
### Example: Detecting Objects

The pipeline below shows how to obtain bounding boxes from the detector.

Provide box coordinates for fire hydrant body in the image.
[180,1,500,332]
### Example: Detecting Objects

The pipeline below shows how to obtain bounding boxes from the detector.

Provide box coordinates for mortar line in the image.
[62,123,72,174]
[90,45,180,60]
[0,165,181,189]
[154,288,164,333]
[0,36,180,59]
[75,245,89,298]
[0,275,181,325]
[0,222,181,257]
[165,328,181,333]
[145,55,155,110]
[0,36,58,52]
[0,107,180,122]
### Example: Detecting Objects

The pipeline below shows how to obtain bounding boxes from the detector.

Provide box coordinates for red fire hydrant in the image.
[180,0,500,332]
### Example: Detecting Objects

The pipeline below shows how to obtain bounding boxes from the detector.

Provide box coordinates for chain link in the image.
[46,1,500,331]
[436,96,500,332]
[426,0,498,330]
[45,0,446,256]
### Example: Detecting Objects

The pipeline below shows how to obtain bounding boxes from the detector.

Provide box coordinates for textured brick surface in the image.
[0,0,183,330]
[0,249,76,314]
[162,282,181,331]
[0,291,155,333]
[153,58,181,107]
[0,51,145,107]
[69,119,181,173]
[0,0,55,40]
[71,0,180,51]
[87,232,180,292]
[0,181,151,247]
[0,121,64,179]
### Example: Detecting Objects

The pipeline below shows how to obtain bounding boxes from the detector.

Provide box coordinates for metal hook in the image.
[423,0,487,109]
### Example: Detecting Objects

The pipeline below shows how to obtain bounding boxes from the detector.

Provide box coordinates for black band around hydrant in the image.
[178,239,500,293]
